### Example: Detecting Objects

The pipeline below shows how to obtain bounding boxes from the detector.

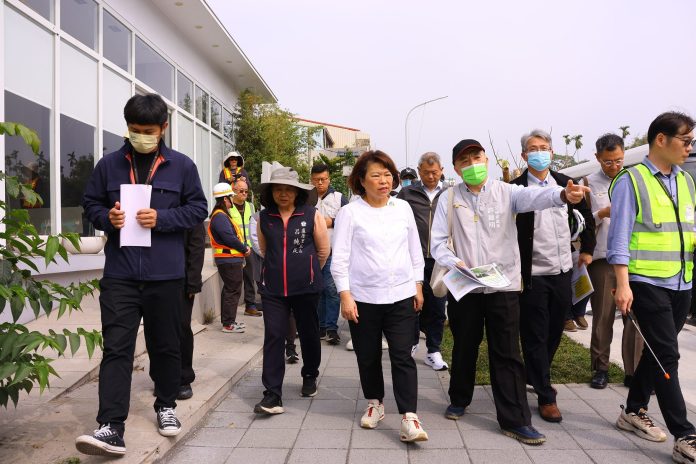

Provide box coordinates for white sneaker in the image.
[360,400,385,429]
[222,322,245,333]
[673,434,696,463]
[616,405,667,442]
[382,339,389,350]
[424,352,449,371]
[400,412,428,442]
[346,339,354,351]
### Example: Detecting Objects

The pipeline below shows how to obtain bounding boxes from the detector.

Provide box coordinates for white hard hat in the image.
[213,182,234,199]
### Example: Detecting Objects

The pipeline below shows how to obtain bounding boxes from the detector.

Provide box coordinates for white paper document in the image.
[571,264,594,304]
[119,184,152,247]
[443,263,511,301]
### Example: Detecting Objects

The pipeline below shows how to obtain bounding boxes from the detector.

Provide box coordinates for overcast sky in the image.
[208,0,696,178]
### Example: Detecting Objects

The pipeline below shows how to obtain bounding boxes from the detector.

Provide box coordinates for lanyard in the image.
[132,153,158,185]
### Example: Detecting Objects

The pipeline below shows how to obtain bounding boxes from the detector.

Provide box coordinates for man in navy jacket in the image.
[75,94,207,457]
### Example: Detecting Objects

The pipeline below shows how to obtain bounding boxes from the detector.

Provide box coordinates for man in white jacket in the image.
[430,138,589,445]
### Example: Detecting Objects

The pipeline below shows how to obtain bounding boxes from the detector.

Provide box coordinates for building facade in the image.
[1,0,275,237]
[295,117,370,166]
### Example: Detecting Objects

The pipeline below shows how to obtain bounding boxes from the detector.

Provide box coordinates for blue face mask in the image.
[527,151,552,171]
[401,179,412,187]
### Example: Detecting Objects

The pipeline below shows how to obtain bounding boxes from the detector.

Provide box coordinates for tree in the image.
[619,125,630,142]
[563,134,572,155]
[550,154,588,171]
[233,90,320,190]
[627,133,648,149]
[0,122,101,408]
[572,134,583,159]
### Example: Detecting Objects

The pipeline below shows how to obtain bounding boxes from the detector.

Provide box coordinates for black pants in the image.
[627,282,695,438]
[218,262,243,325]
[261,293,321,397]
[242,255,257,308]
[419,258,447,353]
[180,293,195,386]
[97,278,183,432]
[349,297,418,414]
[448,292,531,428]
[519,271,571,405]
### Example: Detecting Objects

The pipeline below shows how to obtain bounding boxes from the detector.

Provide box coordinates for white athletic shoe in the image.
[360,400,385,429]
[424,352,449,371]
[400,412,428,442]
[616,405,667,442]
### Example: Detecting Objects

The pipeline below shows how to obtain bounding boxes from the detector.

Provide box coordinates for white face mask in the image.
[129,132,160,153]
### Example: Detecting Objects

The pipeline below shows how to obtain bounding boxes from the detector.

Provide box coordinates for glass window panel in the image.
[212,134,223,183]
[178,114,194,159]
[103,130,125,156]
[135,37,173,100]
[4,91,52,234]
[164,111,172,147]
[102,66,131,136]
[19,0,53,21]
[224,141,233,158]
[5,7,53,108]
[196,125,211,207]
[210,99,221,132]
[103,10,130,72]
[60,0,97,50]
[177,72,193,113]
[195,86,208,123]
[60,114,95,236]
[223,108,233,141]
[61,41,97,125]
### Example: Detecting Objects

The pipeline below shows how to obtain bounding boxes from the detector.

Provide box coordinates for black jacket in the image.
[397,182,448,259]
[184,223,206,295]
[511,169,596,290]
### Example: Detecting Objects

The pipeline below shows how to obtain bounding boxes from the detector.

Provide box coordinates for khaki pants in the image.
[588,259,643,374]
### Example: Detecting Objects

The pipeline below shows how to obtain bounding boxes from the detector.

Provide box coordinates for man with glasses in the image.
[511,130,595,423]
[582,134,643,390]
[310,164,347,345]
[609,112,696,461]
[231,181,261,316]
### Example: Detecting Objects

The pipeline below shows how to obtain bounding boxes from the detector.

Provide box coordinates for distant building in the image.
[295,118,370,165]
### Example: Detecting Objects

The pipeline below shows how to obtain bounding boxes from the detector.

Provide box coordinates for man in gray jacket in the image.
[430,138,589,445]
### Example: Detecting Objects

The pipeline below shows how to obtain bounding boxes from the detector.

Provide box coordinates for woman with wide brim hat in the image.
[253,166,329,415]
[219,151,251,189]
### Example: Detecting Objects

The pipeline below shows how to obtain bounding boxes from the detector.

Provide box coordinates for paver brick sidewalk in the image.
[164,324,696,464]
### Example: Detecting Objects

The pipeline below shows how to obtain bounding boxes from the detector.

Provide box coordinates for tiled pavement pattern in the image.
[164,325,696,464]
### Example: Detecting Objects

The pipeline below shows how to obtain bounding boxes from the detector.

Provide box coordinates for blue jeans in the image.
[318,255,340,331]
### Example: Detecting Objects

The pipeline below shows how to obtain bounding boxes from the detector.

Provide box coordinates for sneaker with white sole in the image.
[75,423,126,457]
[346,339,354,351]
[616,405,667,442]
[360,400,385,429]
[156,407,182,437]
[400,412,428,442]
[222,322,245,333]
[673,434,696,463]
[424,352,449,371]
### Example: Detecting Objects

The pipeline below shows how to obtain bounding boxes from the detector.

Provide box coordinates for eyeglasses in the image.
[525,146,551,153]
[672,135,696,148]
[600,159,624,167]
[312,177,329,184]
[236,189,248,194]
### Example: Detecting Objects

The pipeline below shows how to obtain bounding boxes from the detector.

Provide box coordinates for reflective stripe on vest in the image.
[611,163,695,282]
[223,167,241,183]
[228,203,252,247]
[207,210,245,258]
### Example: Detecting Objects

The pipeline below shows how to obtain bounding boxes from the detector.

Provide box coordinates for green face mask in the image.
[460,163,488,186]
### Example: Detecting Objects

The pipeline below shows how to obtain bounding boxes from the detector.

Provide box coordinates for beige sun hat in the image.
[259,166,317,207]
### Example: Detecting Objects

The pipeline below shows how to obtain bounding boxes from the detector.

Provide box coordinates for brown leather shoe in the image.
[244,308,263,317]
[539,403,563,422]
[574,316,588,330]
[563,320,577,332]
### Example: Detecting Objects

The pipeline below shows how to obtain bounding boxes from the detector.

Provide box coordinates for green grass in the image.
[440,326,624,385]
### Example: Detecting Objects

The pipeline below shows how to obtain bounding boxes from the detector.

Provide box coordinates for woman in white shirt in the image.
[331,150,427,442]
